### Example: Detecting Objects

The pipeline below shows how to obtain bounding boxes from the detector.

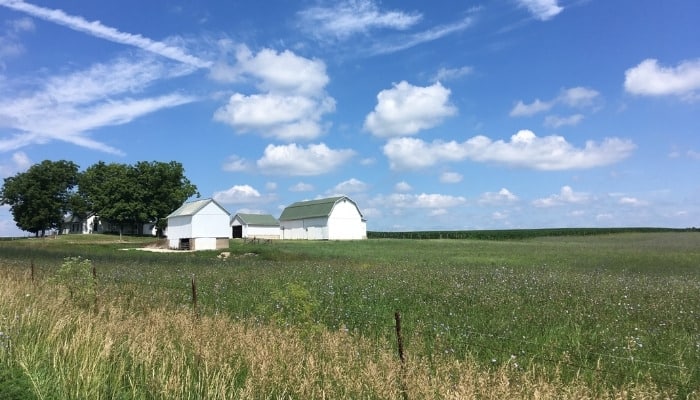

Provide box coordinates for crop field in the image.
[1,232,699,399]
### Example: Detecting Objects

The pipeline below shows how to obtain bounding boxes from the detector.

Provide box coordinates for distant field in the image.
[1,231,698,398]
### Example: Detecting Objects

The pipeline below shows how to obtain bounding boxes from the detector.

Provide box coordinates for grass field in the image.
[0,232,698,398]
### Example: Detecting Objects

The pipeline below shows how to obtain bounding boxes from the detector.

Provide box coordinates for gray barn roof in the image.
[279,196,363,221]
[167,198,230,218]
[234,213,279,226]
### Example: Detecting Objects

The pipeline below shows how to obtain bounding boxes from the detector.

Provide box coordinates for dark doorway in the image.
[232,225,243,238]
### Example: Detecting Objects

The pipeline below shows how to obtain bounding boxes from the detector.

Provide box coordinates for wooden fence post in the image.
[191,274,198,317]
[395,311,408,400]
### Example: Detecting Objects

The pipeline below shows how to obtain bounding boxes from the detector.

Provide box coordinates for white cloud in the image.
[544,114,584,128]
[394,181,412,192]
[0,17,35,59]
[439,171,462,183]
[0,0,211,68]
[532,186,590,207]
[256,143,355,176]
[213,93,335,141]
[298,0,421,40]
[212,46,335,141]
[385,193,466,209]
[479,188,519,205]
[383,130,635,171]
[618,196,648,207]
[433,66,473,82]
[509,99,552,117]
[0,57,198,154]
[332,178,368,194]
[511,86,599,117]
[624,58,700,98]
[515,0,563,21]
[558,87,599,107]
[213,184,265,204]
[222,155,250,172]
[371,15,474,55]
[290,182,314,192]
[364,81,456,137]
[0,151,31,178]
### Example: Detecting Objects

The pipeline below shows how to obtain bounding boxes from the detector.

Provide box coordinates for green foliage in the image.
[266,282,320,329]
[0,160,80,236]
[79,161,198,234]
[55,256,96,307]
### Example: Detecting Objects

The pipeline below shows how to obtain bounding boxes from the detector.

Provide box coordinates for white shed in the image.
[231,213,280,239]
[279,196,367,240]
[166,198,231,250]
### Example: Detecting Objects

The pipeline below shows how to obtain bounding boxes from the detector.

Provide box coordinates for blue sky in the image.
[1,0,699,235]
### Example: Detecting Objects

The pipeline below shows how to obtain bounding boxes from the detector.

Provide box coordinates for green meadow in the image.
[1,232,698,399]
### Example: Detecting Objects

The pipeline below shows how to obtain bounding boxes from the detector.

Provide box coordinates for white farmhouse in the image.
[279,196,367,240]
[166,198,231,250]
[231,213,280,239]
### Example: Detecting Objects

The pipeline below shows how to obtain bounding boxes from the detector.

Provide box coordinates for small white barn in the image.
[166,198,231,250]
[231,213,280,239]
[279,196,367,240]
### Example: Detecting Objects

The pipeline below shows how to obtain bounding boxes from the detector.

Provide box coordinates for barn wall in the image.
[246,225,281,239]
[167,215,193,242]
[327,201,366,240]
[190,202,231,239]
[281,217,328,239]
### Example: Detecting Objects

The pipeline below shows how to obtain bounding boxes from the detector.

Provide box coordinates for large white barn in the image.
[279,196,366,240]
[166,198,231,250]
[231,213,280,239]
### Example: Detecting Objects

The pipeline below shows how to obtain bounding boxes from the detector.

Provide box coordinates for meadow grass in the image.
[0,232,698,398]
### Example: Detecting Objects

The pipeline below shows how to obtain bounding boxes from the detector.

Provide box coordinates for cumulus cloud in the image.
[479,188,519,205]
[332,178,368,194]
[515,0,563,21]
[624,58,700,98]
[297,0,421,40]
[213,184,264,204]
[364,81,456,137]
[383,130,635,170]
[532,186,589,207]
[439,171,463,183]
[256,143,355,176]
[213,46,335,141]
[618,196,648,207]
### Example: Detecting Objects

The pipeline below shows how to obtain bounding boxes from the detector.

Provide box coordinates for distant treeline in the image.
[367,227,698,240]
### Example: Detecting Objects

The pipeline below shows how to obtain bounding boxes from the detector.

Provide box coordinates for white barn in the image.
[279,196,367,240]
[166,198,231,250]
[231,213,280,239]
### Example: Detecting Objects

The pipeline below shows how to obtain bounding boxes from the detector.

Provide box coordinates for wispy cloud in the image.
[0,0,211,68]
[0,57,198,154]
[515,0,563,21]
[298,0,421,40]
[370,15,475,55]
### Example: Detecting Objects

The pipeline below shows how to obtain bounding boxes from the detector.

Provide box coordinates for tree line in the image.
[0,160,198,237]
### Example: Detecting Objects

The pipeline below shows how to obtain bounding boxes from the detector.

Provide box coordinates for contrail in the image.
[0,0,212,68]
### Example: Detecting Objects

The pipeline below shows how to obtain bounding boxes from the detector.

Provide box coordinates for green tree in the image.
[79,161,198,236]
[0,160,80,236]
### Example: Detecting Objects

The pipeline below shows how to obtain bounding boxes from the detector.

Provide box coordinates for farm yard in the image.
[0,231,698,399]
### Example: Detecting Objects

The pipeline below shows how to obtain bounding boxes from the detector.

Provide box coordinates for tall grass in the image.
[0,271,677,399]
[1,232,699,398]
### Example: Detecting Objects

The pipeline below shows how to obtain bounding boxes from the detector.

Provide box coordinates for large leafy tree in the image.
[79,161,198,235]
[0,160,80,236]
